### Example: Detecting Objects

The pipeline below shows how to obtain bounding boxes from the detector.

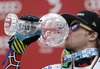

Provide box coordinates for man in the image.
[42,10,100,69]
[61,10,100,69]
[3,15,41,69]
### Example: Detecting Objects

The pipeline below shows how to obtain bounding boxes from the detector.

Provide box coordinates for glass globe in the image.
[38,13,69,47]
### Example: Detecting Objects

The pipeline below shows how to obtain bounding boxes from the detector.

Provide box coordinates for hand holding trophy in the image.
[4,13,69,47]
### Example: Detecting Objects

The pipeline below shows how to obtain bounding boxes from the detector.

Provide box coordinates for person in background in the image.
[3,15,41,69]
[61,10,100,69]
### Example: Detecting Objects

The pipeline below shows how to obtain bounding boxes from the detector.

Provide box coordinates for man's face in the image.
[64,20,93,51]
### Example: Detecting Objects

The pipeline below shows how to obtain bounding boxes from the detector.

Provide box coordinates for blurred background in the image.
[0,0,100,69]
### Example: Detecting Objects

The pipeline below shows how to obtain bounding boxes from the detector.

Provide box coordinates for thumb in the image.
[61,50,66,65]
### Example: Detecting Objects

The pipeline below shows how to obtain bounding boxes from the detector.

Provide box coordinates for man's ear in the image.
[89,32,98,41]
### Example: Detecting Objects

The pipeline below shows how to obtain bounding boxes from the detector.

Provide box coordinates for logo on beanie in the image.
[92,22,96,27]
[77,13,85,16]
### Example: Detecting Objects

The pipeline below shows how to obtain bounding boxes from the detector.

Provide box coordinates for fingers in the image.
[19,15,39,22]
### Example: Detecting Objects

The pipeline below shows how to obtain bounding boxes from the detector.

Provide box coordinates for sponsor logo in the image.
[0,0,22,20]
[47,0,62,13]
[84,0,100,14]
[77,13,85,16]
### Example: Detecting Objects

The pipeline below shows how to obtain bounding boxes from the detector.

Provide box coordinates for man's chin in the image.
[64,45,71,49]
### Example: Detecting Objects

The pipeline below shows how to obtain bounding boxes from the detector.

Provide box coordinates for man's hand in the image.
[61,49,71,68]
[3,15,41,69]
[8,15,41,54]
[19,15,41,45]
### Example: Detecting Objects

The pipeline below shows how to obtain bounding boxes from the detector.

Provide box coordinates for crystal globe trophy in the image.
[38,13,69,47]
[4,13,39,36]
[4,13,69,47]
